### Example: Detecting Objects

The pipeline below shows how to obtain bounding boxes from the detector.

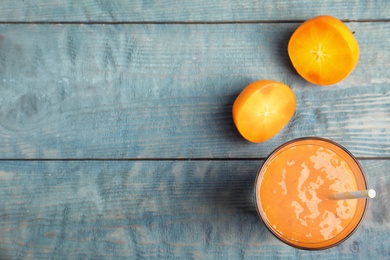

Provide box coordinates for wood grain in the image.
[0,23,389,159]
[0,160,388,259]
[0,0,389,22]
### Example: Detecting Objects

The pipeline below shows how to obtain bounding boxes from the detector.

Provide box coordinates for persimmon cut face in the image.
[232,80,296,143]
[288,15,359,86]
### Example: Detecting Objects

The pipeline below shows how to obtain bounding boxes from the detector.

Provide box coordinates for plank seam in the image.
[0,19,389,25]
[0,157,387,161]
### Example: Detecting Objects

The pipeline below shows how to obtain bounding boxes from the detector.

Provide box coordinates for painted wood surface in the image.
[0,160,388,259]
[1,0,389,259]
[0,0,389,22]
[0,23,389,159]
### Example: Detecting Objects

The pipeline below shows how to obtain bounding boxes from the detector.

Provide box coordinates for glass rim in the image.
[254,136,368,250]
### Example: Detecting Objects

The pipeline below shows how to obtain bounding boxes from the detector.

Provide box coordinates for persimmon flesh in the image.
[288,15,359,86]
[232,80,296,143]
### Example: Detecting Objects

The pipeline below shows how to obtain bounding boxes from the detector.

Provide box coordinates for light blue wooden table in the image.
[0,1,389,259]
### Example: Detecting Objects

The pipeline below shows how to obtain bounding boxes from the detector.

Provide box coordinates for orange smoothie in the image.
[255,137,367,250]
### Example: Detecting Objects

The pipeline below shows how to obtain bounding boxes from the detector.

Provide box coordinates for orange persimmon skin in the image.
[232,80,296,143]
[288,15,359,86]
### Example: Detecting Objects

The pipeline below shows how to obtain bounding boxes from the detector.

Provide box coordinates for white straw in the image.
[329,189,376,200]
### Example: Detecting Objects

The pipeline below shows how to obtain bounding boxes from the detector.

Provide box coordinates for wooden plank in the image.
[0,23,389,159]
[0,160,388,259]
[0,0,389,22]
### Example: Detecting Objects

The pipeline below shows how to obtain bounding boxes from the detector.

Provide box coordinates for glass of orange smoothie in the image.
[255,137,368,250]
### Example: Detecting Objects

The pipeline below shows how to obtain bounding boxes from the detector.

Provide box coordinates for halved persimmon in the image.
[288,15,359,86]
[232,80,296,143]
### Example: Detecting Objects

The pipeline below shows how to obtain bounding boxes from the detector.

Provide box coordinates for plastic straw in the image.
[329,189,376,200]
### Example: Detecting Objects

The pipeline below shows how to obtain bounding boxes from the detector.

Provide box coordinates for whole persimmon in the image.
[232,80,296,143]
[288,15,359,86]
